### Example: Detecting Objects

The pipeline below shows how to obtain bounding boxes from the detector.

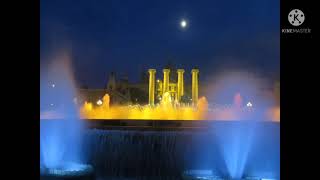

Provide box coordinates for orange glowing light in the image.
[41,93,279,122]
[79,93,279,122]
[80,93,209,120]
[267,106,280,122]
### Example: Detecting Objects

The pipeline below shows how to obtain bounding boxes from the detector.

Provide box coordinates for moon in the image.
[180,19,187,28]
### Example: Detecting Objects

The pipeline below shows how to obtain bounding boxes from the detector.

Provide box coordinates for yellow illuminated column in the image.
[148,69,156,105]
[177,69,185,102]
[191,69,199,105]
[163,69,170,93]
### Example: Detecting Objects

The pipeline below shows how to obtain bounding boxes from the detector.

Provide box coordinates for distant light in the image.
[96,99,103,105]
[247,102,253,107]
[157,79,160,83]
[50,103,54,106]
[51,84,55,88]
[180,19,187,28]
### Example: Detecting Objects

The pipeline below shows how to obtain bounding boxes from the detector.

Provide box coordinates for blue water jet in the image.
[40,54,85,171]
[213,122,256,179]
[205,71,279,179]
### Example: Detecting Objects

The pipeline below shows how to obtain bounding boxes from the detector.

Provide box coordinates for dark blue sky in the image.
[41,0,279,88]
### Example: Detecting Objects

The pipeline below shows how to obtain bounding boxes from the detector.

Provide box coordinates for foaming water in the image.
[40,52,84,169]
[80,93,209,120]
[79,93,279,121]
[78,70,279,121]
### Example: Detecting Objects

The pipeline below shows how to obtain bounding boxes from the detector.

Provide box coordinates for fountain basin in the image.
[83,121,279,179]
[40,163,95,180]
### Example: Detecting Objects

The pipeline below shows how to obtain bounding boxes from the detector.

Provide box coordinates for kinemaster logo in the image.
[282,9,311,34]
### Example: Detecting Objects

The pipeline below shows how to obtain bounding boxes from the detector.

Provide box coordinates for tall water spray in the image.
[206,71,279,179]
[40,52,84,169]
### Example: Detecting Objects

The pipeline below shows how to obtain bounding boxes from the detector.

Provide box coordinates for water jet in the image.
[41,54,95,179]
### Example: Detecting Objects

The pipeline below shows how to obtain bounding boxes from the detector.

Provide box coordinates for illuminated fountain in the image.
[41,64,279,180]
[80,92,208,120]
[80,91,278,121]
[180,92,279,180]
[40,54,94,180]
[194,73,279,180]
[80,68,210,120]
[79,69,279,122]
[78,69,279,179]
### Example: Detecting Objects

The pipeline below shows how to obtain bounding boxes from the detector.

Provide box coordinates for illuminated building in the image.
[152,68,199,105]
[77,66,202,107]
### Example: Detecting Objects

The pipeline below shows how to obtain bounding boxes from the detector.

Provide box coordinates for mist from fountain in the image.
[206,72,279,179]
[40,52,85,170]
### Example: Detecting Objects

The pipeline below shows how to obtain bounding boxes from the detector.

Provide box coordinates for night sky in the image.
[40,0,279,88]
